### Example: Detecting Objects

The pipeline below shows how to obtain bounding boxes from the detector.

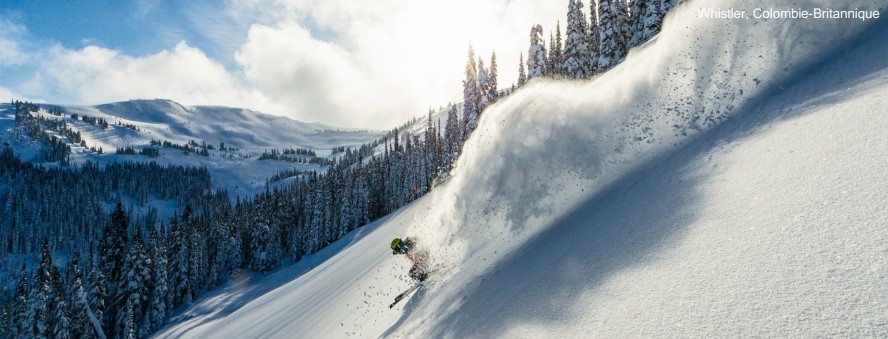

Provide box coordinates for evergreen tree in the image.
[250,220,279,272]
[477,58,491,112]
[488,52,499,102]
[123,302,136,339]
[588,0,601,74]
[85,244,107,336]
[99,202,128,334]
[52,296,71,339]
[562,0,592,78]
[65,253,88,338]
[662,0,682,13]
[527,24,548,79]
[443,105,460,171]
[13,265,30,336]
[462,45,481,137]
[31,240,56,338]
[100,208,125,275]
[146,230,169,334]
[598,0,630,70]
[187,221,208,305]
[637,0,663,46]
[115,236,151,338]
[167,215,190,307]
[628,0,646,48]
[548,21,564,77]
[0,299,8,337]
[517,53,527,86]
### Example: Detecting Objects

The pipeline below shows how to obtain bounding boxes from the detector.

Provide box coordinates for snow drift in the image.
[157,0,888,337]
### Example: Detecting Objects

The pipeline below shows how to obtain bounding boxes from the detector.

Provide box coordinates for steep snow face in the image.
[412,0,883,288]
[393,1,888,336]
[157,0,887,337]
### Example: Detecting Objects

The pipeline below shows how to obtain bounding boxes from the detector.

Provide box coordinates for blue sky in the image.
[0,0,564,129]
[1,0,246,65]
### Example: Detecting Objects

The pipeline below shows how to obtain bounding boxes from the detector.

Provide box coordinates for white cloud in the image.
[1,0,570,129]
[38,42,253,105]
[0,19,28,66]
[228,0,566,128]
[0,86,27,103]
[235,23,373,125]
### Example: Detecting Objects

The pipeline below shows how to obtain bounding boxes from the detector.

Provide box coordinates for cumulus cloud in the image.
[1,0,569,129]
[229,0,565,127]
[37,42,264,107]
[235,23,393,126]
[0,19,28,66]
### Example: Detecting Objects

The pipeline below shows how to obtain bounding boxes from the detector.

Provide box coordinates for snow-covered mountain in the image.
[0,99,384,196]
[155,1,888,337]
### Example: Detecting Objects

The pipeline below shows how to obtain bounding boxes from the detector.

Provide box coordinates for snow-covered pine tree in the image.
[145,230,169,334]
[31,240,55,338]
[52,294,71,339]
[598,0,630,70]
[641,0,664,43]
[619,0,631,47]
[64,253,88,338]
[123,302,135,339]
[12,265,29,336]
[548,32,557,76]
[167,215,190,308]
[588,0,601,74]
[0,300,8,337]
[548,21,564,77]
[49,265,65,337]
[115,236,151,338]
[462,45,481,137]
[477,58,490,112]
[562,0,591,78]
[423,110,437,186]
[488,52,499,102]
[443,105,460,171]
[527,24,548,79]
[187,221,209,303]
[517,53,527,86]
[662,0,682,13]
[85,244,106,335]
[70,275,99,338]
[250,220,279,272]
[100,202,128,297]
[628,0,646,48]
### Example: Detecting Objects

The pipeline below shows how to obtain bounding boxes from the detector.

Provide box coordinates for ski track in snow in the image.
[156,0,888,337]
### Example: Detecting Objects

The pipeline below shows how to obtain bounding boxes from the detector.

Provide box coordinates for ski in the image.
[389,283,423,308]
[389,263,453,308]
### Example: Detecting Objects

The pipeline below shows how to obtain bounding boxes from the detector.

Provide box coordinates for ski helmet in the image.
[391,238,402,250]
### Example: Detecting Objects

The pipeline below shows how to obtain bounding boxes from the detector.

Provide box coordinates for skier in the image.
[391,237,429,282]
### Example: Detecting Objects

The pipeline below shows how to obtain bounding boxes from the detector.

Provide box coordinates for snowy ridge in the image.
[56,99,381,152]
[1,99,384,196]
[157,0,888,337]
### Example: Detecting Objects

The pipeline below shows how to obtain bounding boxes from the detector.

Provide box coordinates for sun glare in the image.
[385,0,564,111]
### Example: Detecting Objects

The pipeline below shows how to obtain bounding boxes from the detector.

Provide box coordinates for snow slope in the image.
[63,99,379,151]
[157,0,888,337]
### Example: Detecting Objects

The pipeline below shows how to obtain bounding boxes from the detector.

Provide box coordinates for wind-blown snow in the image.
[157,0,888,337]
